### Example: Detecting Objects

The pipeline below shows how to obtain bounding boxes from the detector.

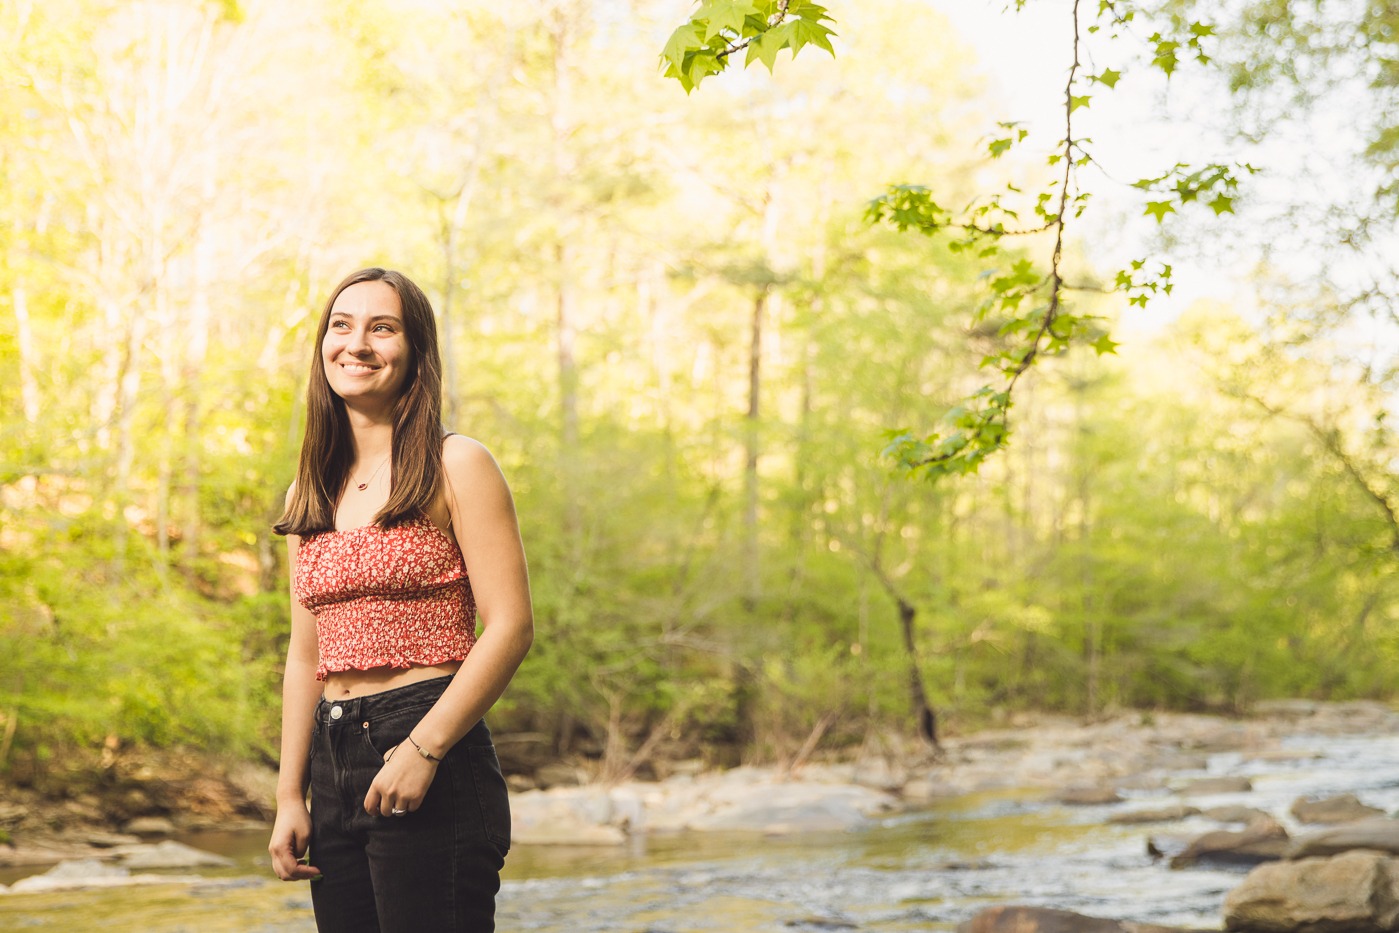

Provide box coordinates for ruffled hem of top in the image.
[316,651,473,682]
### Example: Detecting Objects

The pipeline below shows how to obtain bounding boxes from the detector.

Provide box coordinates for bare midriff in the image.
[322,659,464,700]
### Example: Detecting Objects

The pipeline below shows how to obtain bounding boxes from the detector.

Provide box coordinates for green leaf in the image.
[698,0,759,42]
[662,22,703,72]
[1143,201,1175,223]
[789,16,836,55]
[1091,68,1122,88]
[1091,334,1120,355]
[687,50,724,90]
[1070,94,1092,112]
[1209,194,1235,215]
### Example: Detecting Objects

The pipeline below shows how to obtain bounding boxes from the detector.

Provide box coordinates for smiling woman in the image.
[323,283,411,402]
[267,267,534,933]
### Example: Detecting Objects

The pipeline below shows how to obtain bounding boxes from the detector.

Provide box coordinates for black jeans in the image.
[308,676,511,933]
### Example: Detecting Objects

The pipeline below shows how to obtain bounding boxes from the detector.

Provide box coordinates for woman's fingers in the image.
[269,809,321,881]
[364,754,433,815]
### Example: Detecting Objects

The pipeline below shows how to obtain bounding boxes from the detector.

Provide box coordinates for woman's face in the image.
[321,280,412,406]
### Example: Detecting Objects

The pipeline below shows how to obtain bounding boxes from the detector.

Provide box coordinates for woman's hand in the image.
[363,743,440,817]
[268,803,320,881]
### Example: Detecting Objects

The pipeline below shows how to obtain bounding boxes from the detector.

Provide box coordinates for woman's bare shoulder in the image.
[441,434,510,505]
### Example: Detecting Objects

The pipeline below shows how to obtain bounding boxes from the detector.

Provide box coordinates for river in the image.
[3,725,1397,932]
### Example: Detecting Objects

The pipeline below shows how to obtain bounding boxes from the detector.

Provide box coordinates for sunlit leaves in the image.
[1114,259,1174,309]
[1133,161,1257,221]
[1091,334,1120,355]
[988,122,1029,159]
[1090,67,1122,88]
[665,0,1249,486]
[660,0,836,92]
[1143,200,1175,223]
[864,185,951,235]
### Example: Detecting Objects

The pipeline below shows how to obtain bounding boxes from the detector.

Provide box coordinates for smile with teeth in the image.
[339,362,380,374]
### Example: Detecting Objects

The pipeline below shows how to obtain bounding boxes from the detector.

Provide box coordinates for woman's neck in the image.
[345,408,394,465]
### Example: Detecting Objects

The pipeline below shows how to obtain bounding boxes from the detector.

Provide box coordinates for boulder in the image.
[510,786,636,845]
[1115,775,1168,792]
[1170,818,1290,869]
[1056,786,1124,806]
[1178,777,1253,796]
[121,816,176,836]
[1202,806,1275,825]
[1291,794,1386,825]
[686,782,893,833]
[1223,850,1399,933]
[1109,804,1200,825]
[111,840,233,870]
[959,905,1208,933]
[7,859,131,893]
[1290,818,1399,859]
[534,763,588,789]
[6,858,199,893]
[84,832,143,848]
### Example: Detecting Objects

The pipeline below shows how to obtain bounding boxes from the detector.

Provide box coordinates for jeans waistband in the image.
[316,675,454,723]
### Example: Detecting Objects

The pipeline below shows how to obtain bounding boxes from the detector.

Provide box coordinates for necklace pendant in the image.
[356,482,368,490]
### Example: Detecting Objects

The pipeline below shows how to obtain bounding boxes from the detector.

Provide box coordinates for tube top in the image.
[294,513,477,681]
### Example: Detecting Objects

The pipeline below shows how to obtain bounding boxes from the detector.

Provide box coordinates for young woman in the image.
[267,267,533,932]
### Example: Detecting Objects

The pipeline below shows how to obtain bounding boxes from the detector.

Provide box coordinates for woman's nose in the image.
[346,327,372,354]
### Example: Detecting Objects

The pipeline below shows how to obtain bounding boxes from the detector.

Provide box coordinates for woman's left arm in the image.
[363,436,533,816]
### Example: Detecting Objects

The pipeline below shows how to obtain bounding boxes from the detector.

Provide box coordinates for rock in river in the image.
[1202,806,1274,826]
[960,905,1208,933]
[1056,786,1124,806]
[1290,817,1399,859]
[121,816,176,836]
[1170,819,1290,869]
[5,858,201,894]
[1290,793,1385,825]
[1224,851,1399,933]
[110,840,232,870]
[1109,804,1200,825]
[1177,777,1254,796]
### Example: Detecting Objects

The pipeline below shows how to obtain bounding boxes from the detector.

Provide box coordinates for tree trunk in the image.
[12,280,39,425]
[549,9,582,561]
[896,596,939,748]
[744,285,767,608]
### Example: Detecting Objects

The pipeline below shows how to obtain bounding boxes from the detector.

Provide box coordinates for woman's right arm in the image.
[268,530,324,881]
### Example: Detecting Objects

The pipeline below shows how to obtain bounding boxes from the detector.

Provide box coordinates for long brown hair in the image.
[274,268,445,537]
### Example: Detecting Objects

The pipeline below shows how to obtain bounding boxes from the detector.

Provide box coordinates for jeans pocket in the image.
[361,707,429,760]
[467,745,511,854]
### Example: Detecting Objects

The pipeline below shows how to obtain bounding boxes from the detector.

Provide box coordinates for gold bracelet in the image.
[406,734,442,763]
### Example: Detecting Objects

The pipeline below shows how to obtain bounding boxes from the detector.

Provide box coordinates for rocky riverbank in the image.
[3,698,1396,918]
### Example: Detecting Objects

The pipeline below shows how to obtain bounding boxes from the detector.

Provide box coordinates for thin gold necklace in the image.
[352,456,390,491]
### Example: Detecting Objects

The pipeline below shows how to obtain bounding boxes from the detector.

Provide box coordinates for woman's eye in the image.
[373,324,394,333]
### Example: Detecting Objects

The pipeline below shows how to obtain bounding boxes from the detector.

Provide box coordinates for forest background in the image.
[1,0,1397,793]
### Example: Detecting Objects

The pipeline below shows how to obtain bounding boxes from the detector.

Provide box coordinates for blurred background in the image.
[1,0,1396,795]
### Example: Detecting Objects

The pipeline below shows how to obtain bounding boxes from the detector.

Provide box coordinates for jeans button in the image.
[330,705,343,720]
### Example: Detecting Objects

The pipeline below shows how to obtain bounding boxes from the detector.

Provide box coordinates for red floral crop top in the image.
[294,513,477,681]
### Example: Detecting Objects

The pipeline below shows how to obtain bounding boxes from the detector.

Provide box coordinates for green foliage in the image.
[660,0,836,92]
[0,0,1394,793]
[0,522,283,775]
[676,0,1239,484]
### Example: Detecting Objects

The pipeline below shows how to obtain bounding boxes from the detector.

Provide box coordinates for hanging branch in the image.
[662,0,1252,481]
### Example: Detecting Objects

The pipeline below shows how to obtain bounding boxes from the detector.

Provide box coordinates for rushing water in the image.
[3,728,1399,932]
